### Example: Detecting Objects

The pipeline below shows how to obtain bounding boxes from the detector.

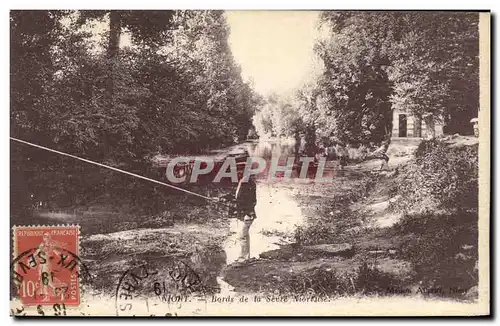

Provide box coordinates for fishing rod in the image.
[11,137,372,205]
[10,137,234,208]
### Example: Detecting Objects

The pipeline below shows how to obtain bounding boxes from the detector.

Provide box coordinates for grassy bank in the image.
[387,136,479,298]
[224,136,479,300]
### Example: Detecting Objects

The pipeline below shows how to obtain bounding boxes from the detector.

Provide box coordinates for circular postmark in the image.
[10,225,93,316]
[114,258,218,316]
[10,246,93,316]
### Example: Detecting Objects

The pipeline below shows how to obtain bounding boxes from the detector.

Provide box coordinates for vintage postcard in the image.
[10,10,490,316]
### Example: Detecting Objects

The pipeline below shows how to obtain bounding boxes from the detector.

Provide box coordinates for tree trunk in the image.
[304,125,317,157]
[107,10,121,110]
[361,110,392,170]
[381,120,392,153]
[424,115,436,139]
[104,11,121,160]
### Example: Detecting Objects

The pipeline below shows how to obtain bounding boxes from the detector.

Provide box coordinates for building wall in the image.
[392,110,444,138]
[392,110,402,136]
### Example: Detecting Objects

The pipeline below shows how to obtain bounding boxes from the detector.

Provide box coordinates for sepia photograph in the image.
[9,9,490,317]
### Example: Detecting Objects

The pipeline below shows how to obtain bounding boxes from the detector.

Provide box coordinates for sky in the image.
[69,11,323,97]
[225,11,323,97]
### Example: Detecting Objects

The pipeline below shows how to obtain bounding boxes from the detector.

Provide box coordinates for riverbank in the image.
[222,136,479,301]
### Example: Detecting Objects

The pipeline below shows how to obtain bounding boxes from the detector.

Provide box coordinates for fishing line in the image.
[10,137,231,206]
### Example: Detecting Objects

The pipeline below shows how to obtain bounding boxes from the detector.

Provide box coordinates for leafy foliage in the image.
[253,94,301,138]
[231,262,401,297]
[393,139,478,213]
[286,11,479,149]
[10,10,260,215]
[395,212,478,295]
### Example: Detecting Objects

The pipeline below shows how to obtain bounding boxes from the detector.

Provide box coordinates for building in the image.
[392,109,444,138]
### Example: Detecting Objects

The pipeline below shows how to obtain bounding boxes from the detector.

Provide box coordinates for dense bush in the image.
[395,212,478,296]
[391,140,479,297]
[10,10,260,215]
[393,139,478,213]
[251,262,401,297]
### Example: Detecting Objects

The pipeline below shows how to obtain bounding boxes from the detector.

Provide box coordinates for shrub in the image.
[354,262,403,295]
[272,268,352,296]
[258,264,401,297]
[395,212,478,295]
[393,139,478,213]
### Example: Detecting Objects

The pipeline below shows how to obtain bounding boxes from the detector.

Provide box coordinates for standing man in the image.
[234,162,257,261]
[220,152,257,263]
[335,143,348,169]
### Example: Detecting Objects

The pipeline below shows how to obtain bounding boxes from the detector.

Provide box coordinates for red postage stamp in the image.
[12,225,81,306]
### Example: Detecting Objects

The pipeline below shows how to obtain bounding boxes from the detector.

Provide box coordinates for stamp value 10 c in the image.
[12,225,81,307]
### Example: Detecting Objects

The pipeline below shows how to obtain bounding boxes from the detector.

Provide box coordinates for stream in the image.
[28,138,325,300]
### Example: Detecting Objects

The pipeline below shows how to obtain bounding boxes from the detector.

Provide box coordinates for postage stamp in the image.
[11,225,81,307]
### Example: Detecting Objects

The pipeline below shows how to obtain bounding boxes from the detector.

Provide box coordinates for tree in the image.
[305,11,479,149]
[387,12,479,135]
[314,12,394,146]
[166,10,259,148]
[253,104,274,138]
[10,10,259,215]
[252,93,302,139]
[76,10,175,109]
